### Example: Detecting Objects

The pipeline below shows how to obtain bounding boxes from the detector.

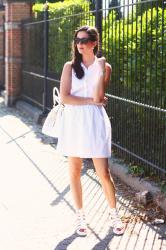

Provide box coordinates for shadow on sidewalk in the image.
[54,233,78,250]
[54,232,115,250]
[0,97,166,249]
[91,233,114,250]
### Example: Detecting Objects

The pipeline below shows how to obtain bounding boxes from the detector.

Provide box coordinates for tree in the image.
[109,0,122,20]
[136,0,165,17]
[89,0,122,20]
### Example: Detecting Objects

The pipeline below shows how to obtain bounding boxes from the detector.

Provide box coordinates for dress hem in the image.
[56,151,111,159]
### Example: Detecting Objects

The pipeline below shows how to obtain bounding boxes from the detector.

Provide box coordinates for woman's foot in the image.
[110,208,125,235]
[75,209,87,237]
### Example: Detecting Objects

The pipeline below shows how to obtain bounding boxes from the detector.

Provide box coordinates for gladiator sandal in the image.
[75,209,87,236]
[110,208,125,235]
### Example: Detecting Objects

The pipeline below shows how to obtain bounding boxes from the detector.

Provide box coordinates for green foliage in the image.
[35,0,60,3]
[128,164,145,176]
[33,0,93,75]
[104,6,166,173]
[128,165,166,194]
[160,181,166,194]
[27,1,165,178]
[103,7,166,108]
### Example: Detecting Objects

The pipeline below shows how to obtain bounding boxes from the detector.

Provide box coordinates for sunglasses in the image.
[74,37,92,44]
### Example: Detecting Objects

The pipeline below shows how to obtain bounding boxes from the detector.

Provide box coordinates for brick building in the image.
[0,1,5,92]
[0,0,33,106]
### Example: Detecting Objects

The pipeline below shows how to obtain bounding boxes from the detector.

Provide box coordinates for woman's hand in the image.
[93,96,108,106]
[102,96,108,106]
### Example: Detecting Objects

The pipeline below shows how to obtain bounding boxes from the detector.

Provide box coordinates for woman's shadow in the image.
[54,228,115,250]
[54,233,78,250]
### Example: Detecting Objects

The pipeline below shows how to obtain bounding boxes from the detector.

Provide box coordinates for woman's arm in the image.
[60,62,94,105]
[93,58,112,103]
[104,62,112,87]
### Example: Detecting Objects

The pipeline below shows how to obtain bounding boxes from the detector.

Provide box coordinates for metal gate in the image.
[22,0,166,179]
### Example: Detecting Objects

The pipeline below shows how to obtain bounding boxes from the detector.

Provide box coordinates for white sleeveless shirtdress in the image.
[57,57,112,158]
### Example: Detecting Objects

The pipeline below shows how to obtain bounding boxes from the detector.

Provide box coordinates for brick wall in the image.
[0,10,5,90]
[5,0,32,106]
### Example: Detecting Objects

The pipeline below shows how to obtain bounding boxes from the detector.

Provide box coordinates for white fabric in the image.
[42,87,64,138]
[57,57,112,158]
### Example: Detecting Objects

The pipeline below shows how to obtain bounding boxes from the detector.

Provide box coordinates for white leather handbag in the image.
[42,87,64,138]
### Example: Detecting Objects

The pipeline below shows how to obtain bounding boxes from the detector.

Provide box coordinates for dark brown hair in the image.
[72,26,99,79]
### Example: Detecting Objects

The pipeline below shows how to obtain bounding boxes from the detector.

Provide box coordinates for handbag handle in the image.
[53,87,60,106]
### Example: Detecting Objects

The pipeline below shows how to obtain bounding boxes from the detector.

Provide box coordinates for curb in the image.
[16,100,166,214]
[16,100,43,124]
[109,157,166,213]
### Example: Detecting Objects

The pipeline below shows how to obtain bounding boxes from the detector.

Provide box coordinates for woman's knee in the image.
[97,168,110,181]
[69,157,82,179]
[93,158,110,180]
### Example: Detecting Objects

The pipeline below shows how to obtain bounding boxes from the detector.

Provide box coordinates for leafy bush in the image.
[103,6,166,173]
[103,7,166,108]
[35,0,60,3]
[33,0,93,76]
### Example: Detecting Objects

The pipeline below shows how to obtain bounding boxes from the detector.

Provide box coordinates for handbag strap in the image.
[53,64,72,107]
[53,87,60,106]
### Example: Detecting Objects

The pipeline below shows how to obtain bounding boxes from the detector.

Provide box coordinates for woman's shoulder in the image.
[63,61,72,68]
[97,56,112,72]
[106,62,112,73]
[62,61,73,74]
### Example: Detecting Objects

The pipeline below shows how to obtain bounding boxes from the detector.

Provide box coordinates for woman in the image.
[57,25,125,236]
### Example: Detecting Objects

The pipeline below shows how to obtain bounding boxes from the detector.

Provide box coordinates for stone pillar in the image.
[5,0,33,106]
[0,8,5,91]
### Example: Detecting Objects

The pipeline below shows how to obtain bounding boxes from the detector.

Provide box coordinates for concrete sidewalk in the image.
[0,96,166,250]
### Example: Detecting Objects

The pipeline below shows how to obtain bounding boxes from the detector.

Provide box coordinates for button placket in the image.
[84,68,88,97]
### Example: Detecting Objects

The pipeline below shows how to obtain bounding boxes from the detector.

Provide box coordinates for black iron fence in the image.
[22,0,166,179]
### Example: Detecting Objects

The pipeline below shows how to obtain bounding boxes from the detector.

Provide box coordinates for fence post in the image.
[43,1,49,114]
[95,0,102,57]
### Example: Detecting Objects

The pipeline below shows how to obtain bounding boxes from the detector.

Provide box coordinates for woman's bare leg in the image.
[92,158,116,208]
[68,157,83,209]
[92,158,125,234]
[68,157,87,236]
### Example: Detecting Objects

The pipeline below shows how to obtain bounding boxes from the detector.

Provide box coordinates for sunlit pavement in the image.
[0,96,166,250]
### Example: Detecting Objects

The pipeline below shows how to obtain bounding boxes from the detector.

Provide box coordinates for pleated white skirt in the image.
[57,104,112,158]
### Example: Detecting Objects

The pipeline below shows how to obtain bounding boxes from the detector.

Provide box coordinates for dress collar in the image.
[81,56,97,70]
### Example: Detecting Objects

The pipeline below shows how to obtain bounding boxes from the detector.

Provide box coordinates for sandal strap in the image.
[76,214,86,228]
[110,210,124,231]
[112,216,123,228]
[76,212,87,234]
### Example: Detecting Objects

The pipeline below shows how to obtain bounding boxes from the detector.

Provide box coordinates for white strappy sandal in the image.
[110,209,125,235]
[76,210,87,237]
